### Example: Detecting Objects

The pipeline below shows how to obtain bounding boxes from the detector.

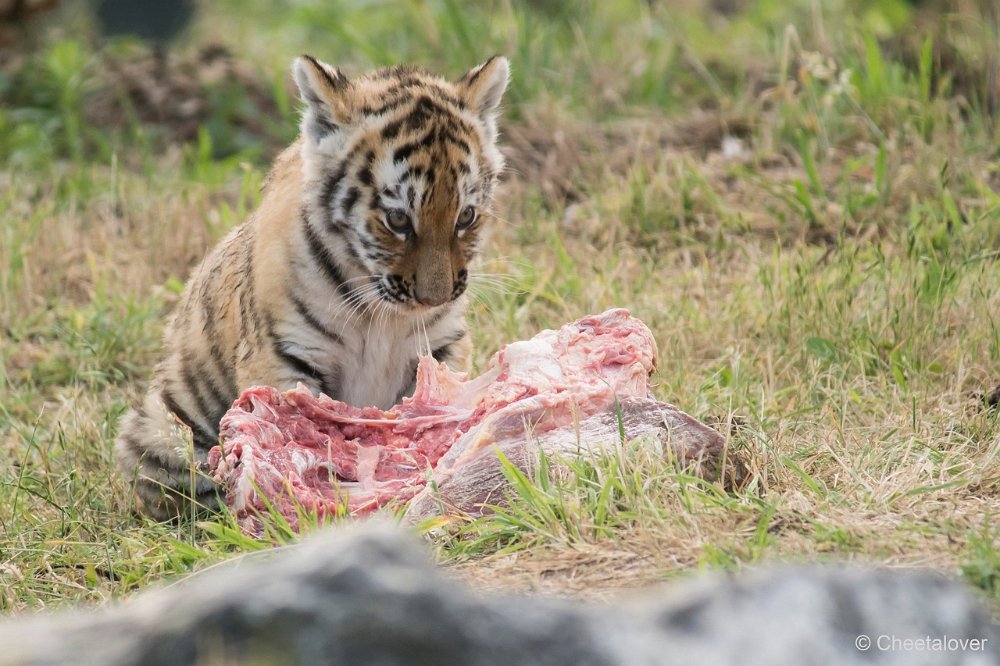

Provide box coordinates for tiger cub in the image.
[116,55,510,519]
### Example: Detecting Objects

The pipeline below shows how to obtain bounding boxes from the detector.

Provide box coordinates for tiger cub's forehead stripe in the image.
[364,81,467,118]
[379,93,475,136]
[358,73,467,116]
[391,129,436,162]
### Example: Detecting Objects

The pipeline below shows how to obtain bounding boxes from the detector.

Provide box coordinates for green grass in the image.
[2,0,1000,611]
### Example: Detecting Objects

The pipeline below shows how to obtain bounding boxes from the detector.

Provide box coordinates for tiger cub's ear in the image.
[458,56,510,121]
[292,55,353,145]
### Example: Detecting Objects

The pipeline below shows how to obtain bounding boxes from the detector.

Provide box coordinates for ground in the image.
[1,0,999,613]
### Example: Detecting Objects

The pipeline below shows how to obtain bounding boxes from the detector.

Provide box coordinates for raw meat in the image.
[208,309,726,534]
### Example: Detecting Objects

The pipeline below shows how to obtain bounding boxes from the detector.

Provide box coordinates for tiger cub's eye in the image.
[456,206,477,231]
[384,209,412,235]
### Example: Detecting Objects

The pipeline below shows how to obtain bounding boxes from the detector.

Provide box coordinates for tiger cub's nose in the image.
[415,283,451,306]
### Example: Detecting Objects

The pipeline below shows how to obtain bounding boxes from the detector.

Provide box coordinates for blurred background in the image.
[1,0,997,166]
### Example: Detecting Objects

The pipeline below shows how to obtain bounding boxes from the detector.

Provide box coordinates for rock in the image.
[1,524,997,666]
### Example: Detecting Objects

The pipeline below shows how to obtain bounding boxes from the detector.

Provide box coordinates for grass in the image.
[2,0,999,614]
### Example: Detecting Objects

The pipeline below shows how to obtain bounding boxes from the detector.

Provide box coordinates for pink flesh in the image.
[208,309,659,533]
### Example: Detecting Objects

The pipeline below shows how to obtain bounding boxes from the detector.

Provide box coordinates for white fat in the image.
[229,453,261,512]
[502,339,563,383]
[290,448,320,477]
[452,366,501,410]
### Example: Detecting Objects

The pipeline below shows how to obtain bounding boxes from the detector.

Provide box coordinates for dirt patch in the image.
[1,39,289,159]
[0,0,57,47]
[502,105,753,207]
[82,44,287,152]
[448,543,669,601]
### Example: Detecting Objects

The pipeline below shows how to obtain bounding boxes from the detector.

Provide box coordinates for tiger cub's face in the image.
[293,55,510,310]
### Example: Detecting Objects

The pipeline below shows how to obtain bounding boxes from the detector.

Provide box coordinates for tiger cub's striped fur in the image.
[116,55,510,519]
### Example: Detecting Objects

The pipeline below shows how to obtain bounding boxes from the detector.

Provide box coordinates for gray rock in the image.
[1,524,997,666]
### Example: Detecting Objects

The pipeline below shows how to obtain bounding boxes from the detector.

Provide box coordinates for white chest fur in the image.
[277,288,460,410]
[338,320,424,408]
